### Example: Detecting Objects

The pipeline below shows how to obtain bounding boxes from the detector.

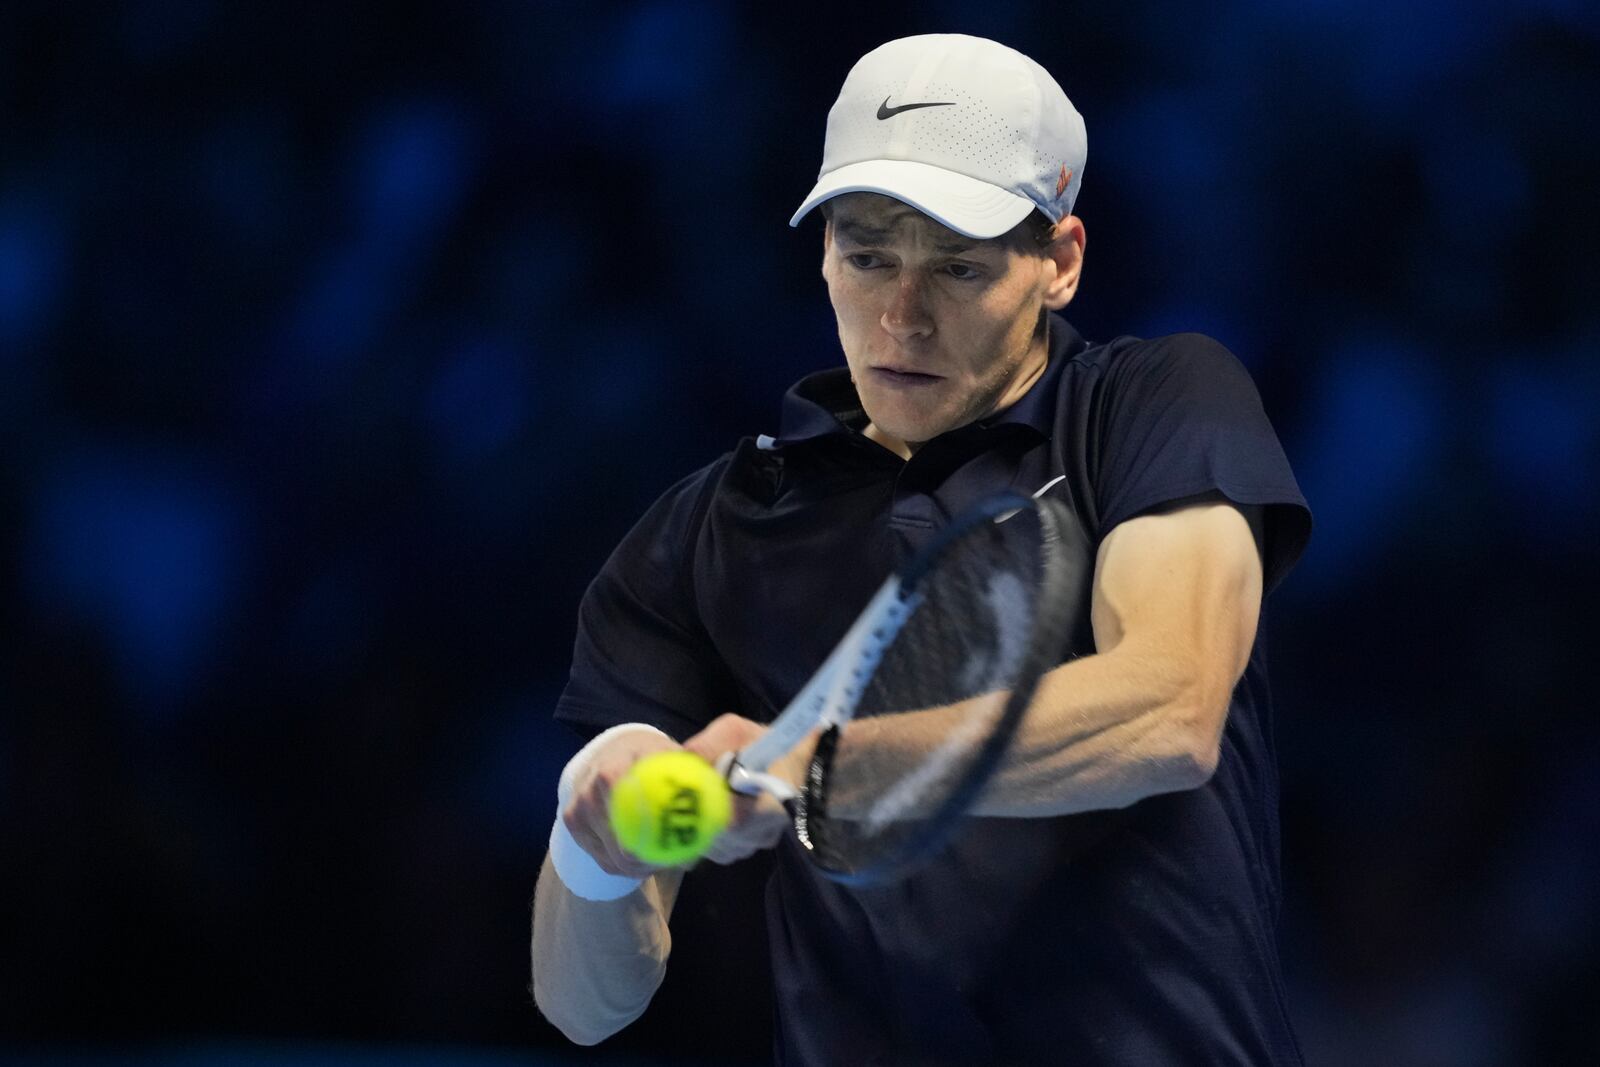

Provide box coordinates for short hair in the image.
[819,199,1057,253]
[1020,210,1057,251]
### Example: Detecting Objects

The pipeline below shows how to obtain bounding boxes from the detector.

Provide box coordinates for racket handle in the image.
[610,751,734,866]
[723,750,800,803]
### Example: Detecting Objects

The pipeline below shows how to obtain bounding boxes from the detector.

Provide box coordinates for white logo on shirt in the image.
[994,476,1066,524]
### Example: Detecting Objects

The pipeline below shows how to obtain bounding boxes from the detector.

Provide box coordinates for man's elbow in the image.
[1161,692,1227,790]
[1173,734,1220,790]
[545,1014,622,1048]
[531,940,662,1049]
[533,978,646,1047]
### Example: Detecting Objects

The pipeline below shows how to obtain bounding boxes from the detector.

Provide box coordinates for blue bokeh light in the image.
[423,336,534,462]
[1487,357,1598,531]
[1289,338,1446,586]
[0,193,68,351]
[22,446,250,717]
[355,101,476,250]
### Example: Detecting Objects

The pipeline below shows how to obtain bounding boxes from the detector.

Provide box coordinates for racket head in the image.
[792,491,1087,886]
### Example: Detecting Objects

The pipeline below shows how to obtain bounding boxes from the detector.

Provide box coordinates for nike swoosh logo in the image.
[994,477,1068,525]
[1031,474,1067,499]
[877,97,956,120]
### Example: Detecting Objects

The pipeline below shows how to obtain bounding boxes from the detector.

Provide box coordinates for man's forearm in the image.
[981,639,1219,813]
[828,640,1218,820]
[531,853,683,1045]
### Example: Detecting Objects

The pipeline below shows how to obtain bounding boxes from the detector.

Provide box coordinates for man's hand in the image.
[561,729,683,880]
[682,714,803,865]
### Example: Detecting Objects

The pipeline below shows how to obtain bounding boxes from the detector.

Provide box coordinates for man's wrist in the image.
[548,723,674,901]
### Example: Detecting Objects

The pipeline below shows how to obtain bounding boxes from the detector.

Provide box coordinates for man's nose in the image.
[881,272,934,340]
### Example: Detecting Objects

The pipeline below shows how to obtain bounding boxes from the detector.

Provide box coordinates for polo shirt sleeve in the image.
[1093,334,1313,595]
[555,458,737,743]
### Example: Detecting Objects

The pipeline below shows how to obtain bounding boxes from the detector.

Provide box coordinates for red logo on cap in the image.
[1055,165,1072,200]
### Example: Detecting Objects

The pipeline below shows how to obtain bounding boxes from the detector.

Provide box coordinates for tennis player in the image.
[533,33,1312,1065]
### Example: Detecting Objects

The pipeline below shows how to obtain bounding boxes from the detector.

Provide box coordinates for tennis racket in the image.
[616,489,1087,886]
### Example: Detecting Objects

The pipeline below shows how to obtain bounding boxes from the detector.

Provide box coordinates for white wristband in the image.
[548,722,674,901]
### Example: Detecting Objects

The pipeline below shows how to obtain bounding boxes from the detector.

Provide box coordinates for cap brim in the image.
[788,159,1037,240]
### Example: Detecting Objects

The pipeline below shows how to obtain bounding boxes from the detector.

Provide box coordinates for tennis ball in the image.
[609,750,732,866]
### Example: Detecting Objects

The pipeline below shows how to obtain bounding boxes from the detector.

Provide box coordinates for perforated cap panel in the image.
[791,34,1086,238]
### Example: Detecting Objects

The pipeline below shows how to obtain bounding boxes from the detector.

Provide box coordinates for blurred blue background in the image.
[2,1,1597,1064]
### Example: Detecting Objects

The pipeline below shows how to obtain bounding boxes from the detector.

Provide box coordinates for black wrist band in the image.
[793,724,840,859]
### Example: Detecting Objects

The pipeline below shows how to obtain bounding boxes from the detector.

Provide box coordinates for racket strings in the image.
[815,507,1054,876]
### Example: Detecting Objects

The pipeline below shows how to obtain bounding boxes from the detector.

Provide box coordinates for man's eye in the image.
[946,263,981,280]
[847,253,881,269]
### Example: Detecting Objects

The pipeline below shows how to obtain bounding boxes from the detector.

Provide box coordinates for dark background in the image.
[3,2,1597,1065]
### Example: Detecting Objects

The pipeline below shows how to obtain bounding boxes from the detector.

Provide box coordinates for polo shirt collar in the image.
[761,313,1087,451]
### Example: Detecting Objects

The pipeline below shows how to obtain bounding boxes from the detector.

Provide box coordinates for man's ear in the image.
[1042,215,1086,310]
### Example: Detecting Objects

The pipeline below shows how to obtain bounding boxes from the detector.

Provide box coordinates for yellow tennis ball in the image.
[609,750,732,866]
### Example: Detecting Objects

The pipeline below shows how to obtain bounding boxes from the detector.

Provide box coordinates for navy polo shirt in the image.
[556,314,1312,1065]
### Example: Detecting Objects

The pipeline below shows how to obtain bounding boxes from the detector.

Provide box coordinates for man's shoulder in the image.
[628,437,792,538]
[1066,330,1239,374]
[650,451,739,508]
[614,451,740,558]
[1057,332,1257,416]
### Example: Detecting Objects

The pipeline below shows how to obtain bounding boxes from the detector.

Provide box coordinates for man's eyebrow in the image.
[833,217,982,255]
[832,219,893,245]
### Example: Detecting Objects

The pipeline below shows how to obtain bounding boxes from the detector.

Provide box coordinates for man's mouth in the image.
[870,367,944,387]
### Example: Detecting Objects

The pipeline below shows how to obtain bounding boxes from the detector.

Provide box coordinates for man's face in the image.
[820,192,1068,454]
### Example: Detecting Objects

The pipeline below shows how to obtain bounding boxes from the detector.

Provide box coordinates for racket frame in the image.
[722,575,921,800]
[724,491,1081,885]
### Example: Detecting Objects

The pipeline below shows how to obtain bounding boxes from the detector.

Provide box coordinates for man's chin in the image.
[861,390,971,446]
[864,414,952,450]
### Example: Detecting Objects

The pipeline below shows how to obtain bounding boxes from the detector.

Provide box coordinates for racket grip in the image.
[723,751,800,803]
[609,751,734,866]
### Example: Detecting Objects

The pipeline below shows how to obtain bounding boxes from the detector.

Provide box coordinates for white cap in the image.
[789,34,1086,240]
